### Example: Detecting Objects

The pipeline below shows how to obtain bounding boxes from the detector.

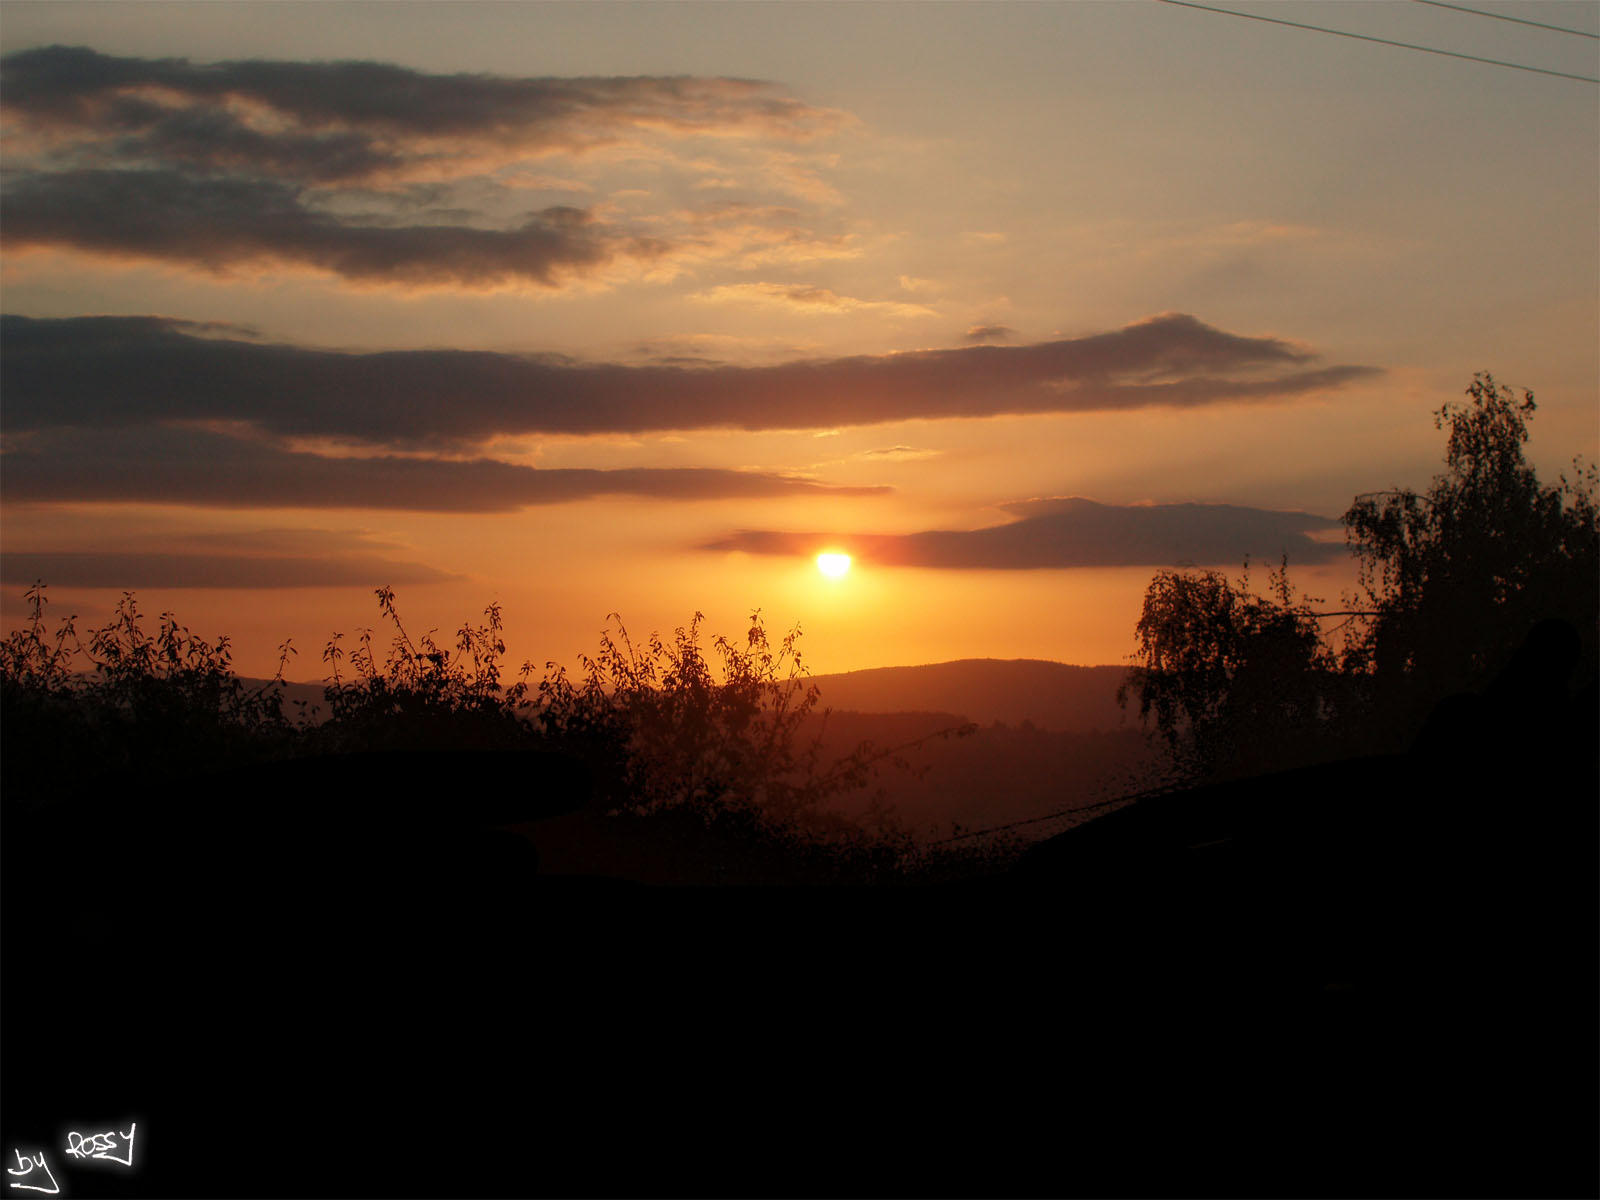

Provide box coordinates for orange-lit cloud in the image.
[640,203,862,274]
[857,445,940,462]
[704,496,1346,569]
[4,312,1381,447]
[688,282,935,317]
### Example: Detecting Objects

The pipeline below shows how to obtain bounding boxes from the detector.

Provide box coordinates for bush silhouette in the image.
[1,586,951,878]
[533,608,967,869]
[314,585,538,753]
[1,585,299,799]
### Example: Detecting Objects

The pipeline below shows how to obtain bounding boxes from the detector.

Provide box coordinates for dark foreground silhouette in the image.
[3,631,1595,1198]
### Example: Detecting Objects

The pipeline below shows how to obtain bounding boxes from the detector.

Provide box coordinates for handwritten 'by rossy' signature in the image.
[63,1129,135,1167]
[7,1124,137,1194]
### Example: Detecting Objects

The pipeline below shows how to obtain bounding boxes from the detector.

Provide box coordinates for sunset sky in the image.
[2,0,1596,680]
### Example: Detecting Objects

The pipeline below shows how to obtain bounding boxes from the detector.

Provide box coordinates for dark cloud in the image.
[964,324,1015,343]
[1,46,840,182]
[170,527,410,555]
[0,551,454,589]
[2,313,1382,447]
[0,426,888,512]
[1,170,659,288]
[0,47,848,286]
[111,109,412,184]
[703,496,1347,569]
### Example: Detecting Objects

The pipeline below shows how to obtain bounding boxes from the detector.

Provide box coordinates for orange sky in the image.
[2,2,1596,679]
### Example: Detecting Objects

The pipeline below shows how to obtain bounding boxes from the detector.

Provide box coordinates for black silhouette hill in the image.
[1009,617,1598,1194]
[3,624,1594,1197]
[805,658,1130,731]
[250,657,1132,733]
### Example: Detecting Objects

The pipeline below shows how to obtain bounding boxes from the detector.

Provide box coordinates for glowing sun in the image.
[816,552,852,578]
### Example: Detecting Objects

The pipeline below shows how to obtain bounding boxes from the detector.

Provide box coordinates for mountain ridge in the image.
[255,657,1135,734]
[804,658,1132,733]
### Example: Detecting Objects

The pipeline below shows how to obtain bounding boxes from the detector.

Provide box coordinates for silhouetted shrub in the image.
[0,586,299,798]
[532,609,960,860]
[1,584,954,876]
[314,586,538,753]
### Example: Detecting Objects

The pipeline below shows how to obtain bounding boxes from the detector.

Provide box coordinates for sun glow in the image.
[816,552,852,578]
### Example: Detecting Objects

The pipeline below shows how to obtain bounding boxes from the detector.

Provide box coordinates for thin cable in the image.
[1411,0,1599,40]
[1157,0,1600,83]
[928,788,1151,847]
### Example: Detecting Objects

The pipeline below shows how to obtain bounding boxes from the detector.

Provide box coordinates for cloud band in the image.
[704,496,1347,569]
[3,312,1381,447]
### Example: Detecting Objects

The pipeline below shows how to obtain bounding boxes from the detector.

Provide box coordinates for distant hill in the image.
[258,658,1136,733]
[805,659,1134,733]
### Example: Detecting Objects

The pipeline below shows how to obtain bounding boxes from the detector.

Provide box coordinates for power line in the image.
[928,788,1149,847]
[1410,0,1599,40]
[1157,0,1600,84]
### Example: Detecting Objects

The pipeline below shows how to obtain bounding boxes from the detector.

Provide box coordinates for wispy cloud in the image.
[704,496,1347,569]
[964,324,1014,343]
[3,312,1382,448]
[688,281,935,317]
[857,445,940,462]
[642,203,861,274]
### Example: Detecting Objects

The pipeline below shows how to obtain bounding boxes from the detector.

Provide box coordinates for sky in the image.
[2,0,1596,680]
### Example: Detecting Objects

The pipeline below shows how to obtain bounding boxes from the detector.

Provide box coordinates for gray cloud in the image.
[107,105,410,184]
[964,324,1015,343]
[703,496,1346,569]
[0,46,847,287]
[1,46,840,181]
[1,426,887,512]
[167,527,411,555]
[2,170,660,288]
[2,313,1382,448]
[0,550,455,589]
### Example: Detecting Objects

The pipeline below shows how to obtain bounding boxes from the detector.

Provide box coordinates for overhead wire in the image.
[1409,0,1599,40]
[928,786,1161,847]
[1156,0,1600,83]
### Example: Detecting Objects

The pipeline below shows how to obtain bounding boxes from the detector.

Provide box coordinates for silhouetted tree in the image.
[1123,373,1599,777]
[1341,372,1599,744]
[1119,558,1339,779]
